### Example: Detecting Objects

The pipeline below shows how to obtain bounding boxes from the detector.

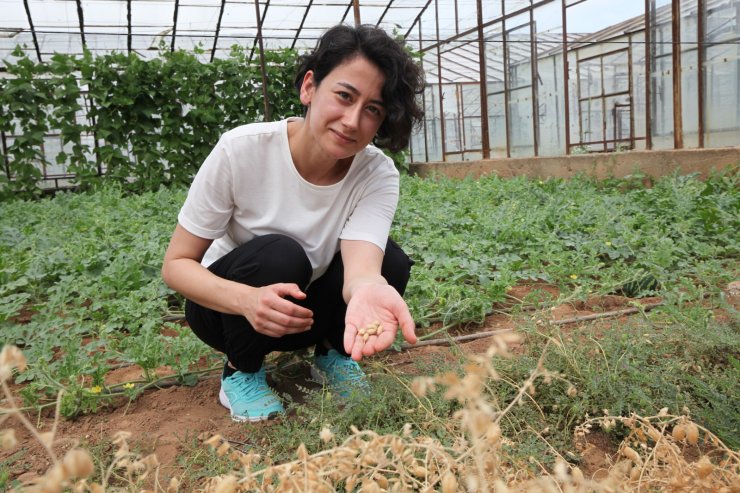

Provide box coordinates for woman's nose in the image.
[342,104,362,129]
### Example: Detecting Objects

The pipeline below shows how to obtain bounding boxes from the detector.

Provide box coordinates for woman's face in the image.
[299,55,386,161]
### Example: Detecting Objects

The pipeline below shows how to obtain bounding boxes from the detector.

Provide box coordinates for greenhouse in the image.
[1,1,739,492]
[1,0,739,190]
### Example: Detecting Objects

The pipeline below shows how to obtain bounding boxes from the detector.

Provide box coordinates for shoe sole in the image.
[218,387,282,422]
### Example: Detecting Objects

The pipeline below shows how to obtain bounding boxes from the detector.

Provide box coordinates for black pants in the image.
[185,234,414,373]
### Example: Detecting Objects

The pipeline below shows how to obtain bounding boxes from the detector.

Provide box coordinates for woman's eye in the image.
[367,106,381,116]
[337,91,351,101]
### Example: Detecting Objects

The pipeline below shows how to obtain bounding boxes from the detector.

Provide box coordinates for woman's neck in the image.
[287,119,353,186]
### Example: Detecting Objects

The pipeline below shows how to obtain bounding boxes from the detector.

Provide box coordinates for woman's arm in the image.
[341,239,416,360]
[161,224,313,337]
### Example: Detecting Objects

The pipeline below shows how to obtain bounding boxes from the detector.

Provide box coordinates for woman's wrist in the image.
[343,275,387,303]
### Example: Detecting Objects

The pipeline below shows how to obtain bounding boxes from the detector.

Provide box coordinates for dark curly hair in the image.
[294,24,425,153]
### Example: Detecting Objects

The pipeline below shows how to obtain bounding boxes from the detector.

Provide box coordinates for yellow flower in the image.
[123,383,135,390]
[569,274,578,280]
[605,241,613,246]
[89,385,102,394]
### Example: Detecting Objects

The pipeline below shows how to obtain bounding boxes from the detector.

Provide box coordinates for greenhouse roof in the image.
[0,0,440,68]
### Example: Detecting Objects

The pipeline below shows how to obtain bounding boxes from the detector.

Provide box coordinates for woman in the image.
[161,24,425,422]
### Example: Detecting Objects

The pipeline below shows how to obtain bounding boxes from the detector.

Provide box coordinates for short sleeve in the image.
[339,156,399,252]
[177,138,235,240]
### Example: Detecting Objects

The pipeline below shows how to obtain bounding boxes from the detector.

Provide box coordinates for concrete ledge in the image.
[409,147,740,180]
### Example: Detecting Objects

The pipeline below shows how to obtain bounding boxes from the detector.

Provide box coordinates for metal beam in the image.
[697,0,705,147]
[250,0,270,62]
[211,0,228,62]
[341,3,352,24]
[22,0,42,62]
[562,0,571,154]
[291,0,314,50]
[352,0,361,26]
[404,0,433,40]
[476,0,490,158]
[645,0,653,150]
[434,0,447,161]
[671,0,683,148]
[75,0,86,48]
[376,0,395,27]
[171,0,180,51]
[254,0,271,121]
[127,0,132,53]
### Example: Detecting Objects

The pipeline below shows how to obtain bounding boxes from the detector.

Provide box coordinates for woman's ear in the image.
[299,70,316,106]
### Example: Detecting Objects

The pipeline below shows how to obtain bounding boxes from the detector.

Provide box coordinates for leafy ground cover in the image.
[1,169,738,491]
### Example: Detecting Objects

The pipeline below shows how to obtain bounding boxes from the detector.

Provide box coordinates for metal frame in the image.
[1,0,738,183]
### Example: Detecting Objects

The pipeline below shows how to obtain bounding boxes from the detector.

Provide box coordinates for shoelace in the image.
[231,373,271,398]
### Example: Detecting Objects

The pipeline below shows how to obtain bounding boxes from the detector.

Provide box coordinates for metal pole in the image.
[434,0,447,161]
[420,24,430,161]
[211,0,227,62]
[353,0,361,26]
[1,131,9,181]
[697,0,705,147]
[530,11,539,156]
[502,10,511,157]
[127,0,132,54]
[75,0,86,49]
[22,0,42,62]
[645,0,653,149]
[671,0,683,148]
[171,0,180,52]
[253,0,271,121]
[562,0,571,154]
[476,0,490,158]
[628,37,636,149]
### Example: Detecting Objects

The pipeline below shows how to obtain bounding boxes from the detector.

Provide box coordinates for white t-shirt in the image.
[178,118,399,281]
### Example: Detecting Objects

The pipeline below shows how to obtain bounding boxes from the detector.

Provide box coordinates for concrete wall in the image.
[409,147,740,180]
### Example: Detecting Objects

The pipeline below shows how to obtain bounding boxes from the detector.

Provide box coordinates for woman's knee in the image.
[381,239,414,294]
[220,234,313,287]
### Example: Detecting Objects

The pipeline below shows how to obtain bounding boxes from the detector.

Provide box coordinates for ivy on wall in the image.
[0,45,302,199]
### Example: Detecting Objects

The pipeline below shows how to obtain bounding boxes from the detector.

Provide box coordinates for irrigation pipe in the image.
[399,301,665,350]
[547,301,664,326]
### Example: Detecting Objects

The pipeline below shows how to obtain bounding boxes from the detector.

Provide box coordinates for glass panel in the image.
[424,85,443,161]
[444,84,461,154]
[604,94,631,149]
[566,0,644,34]
[482,1,503,24]
[488,88,507,157]
[650,2,674,149]
[602,50,629,95]
[538,54,565,156]
[580,97,603,143]
[509,87,534,156]
[631,33,647,150]
[461,84,482,151]
[579,58,601,99]
[704,0,740,148]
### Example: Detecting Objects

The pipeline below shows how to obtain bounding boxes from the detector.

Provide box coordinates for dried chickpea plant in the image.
[1,345,178,493]
[4,338,739,492]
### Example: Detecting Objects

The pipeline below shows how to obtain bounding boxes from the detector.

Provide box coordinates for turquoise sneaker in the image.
[311,349,371,398]
[219,366,284,422]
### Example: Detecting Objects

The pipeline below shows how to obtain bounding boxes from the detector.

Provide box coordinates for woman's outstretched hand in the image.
[343,283,416,361]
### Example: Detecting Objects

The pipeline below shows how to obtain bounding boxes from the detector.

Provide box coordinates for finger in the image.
[272,297,313,320]
[362,336,378,357]
[372,331,395,354]
[350,333,365,361]
[276,283,308,300]
[397,308,417,345]
[344,322,358,354]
